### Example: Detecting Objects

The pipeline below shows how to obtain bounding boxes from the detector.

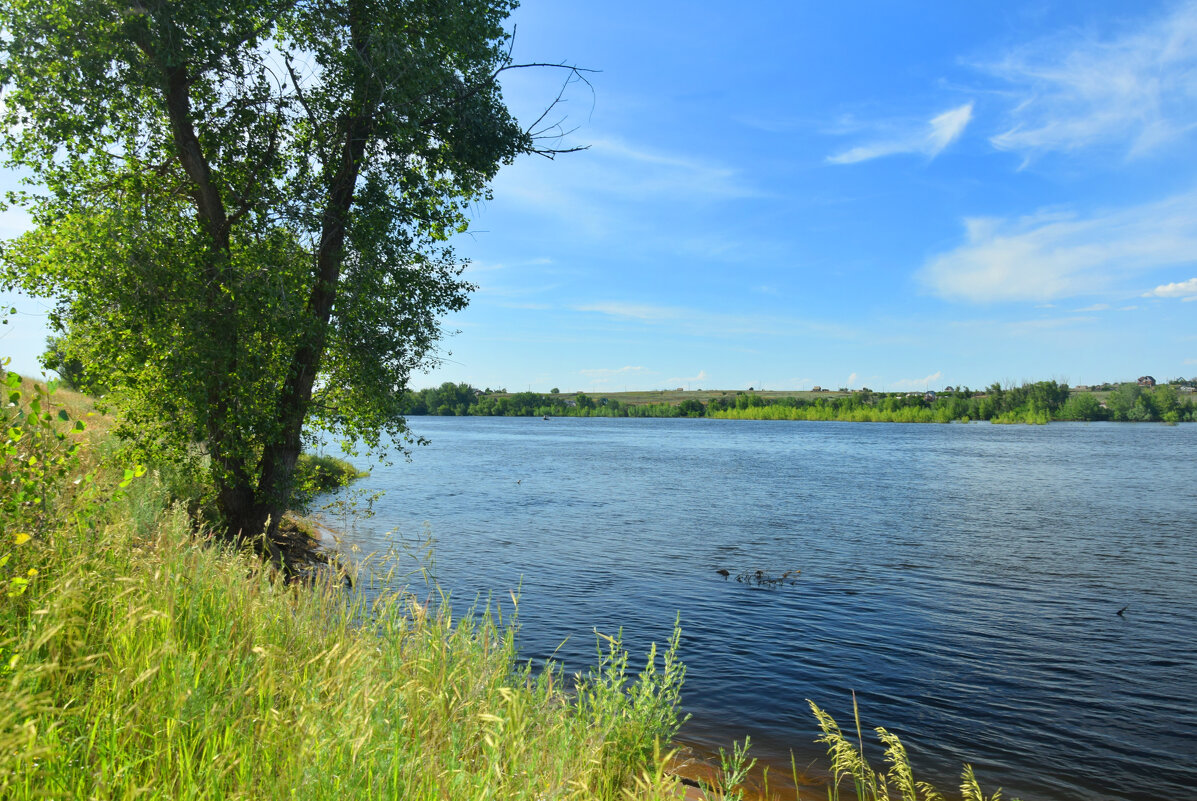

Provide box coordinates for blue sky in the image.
[4,0,1197,391]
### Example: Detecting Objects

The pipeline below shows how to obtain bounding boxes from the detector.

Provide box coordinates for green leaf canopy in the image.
[0,0,543,547]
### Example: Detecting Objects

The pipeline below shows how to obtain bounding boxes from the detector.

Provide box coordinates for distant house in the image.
[1138,376,1157,387]
[1074,385,1090,392]
[923,391,937,401]
[811,386,822,392]
[1180,386,1195,394]
[675,387,684,392]
[943,386,955,393]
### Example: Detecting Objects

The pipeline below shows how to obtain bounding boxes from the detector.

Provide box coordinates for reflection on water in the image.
[324,418,1197,801]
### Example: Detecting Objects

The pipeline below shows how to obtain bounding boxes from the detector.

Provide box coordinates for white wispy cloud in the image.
[488,136,764,251]
[846,372,859,386]
[919,190,1197,302]
[497,135,758,209]
[890,371,943,390]
[1143,276,1197,299]
[1074,303,1110,312]
[1003,316,1098,335]
[573,301,866,343]
[982,2,1197,157]
[828,102,974,164]
[494,301,552,310]
[574,302,685,322]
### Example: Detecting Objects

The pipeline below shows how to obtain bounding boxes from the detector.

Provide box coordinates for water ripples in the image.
[328,418,1197,801]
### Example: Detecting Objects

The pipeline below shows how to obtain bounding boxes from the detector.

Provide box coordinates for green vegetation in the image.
[0,0,570,555]
[401,379,1197,424]
[295,452,369,497]
[809,699,1016,801]
[1,370,694,800]
[0,3,1085,797]
[2,519,691,800]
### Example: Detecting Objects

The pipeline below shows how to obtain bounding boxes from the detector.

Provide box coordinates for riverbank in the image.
[0,481,696,800]
[0,375,694,799]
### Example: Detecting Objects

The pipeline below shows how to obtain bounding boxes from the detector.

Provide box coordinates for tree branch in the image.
[285,55,331,165]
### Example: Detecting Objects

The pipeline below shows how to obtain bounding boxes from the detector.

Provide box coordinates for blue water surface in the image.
[322,418,1197,801]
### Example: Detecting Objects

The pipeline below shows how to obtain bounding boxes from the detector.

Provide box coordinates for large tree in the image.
[0,0,574,556]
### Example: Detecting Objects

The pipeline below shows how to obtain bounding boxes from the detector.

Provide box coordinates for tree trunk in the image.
[148,4,374,560]
[252,7,377,545]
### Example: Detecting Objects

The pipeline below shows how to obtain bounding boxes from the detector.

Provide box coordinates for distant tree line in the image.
[398,380,1197,423]
[399,383,697,418]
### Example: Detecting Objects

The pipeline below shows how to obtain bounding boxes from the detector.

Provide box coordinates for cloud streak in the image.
[574,302,685,322]
[981,2,1197,157]
[920,190,1197,303]
[890,371,943,390]
[1143,277,1197,299]
[828,103,973,164]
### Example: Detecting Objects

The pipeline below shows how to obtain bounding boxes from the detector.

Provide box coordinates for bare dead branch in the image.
[285,56,331,164]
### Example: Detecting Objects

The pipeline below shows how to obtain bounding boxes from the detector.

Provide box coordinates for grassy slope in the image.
[0,378,689,800]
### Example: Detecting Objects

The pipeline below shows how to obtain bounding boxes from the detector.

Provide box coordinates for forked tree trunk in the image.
[149,5,374,562]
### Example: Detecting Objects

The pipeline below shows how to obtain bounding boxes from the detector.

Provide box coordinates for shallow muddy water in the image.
[322,417,1197,801]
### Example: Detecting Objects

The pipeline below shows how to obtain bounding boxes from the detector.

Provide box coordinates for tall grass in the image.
[0,372,690,800]
[0,493,692,800]
[807,696,1017,801]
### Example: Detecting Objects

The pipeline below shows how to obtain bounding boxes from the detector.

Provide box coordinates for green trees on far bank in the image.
[399,380,1197,423]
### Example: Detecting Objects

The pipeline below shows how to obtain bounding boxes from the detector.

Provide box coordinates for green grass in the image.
[806,697,1017,801]
[0,483,692,800]
[0,374,690,800]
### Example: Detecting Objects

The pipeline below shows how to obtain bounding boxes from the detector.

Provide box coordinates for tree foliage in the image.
[0,0,573,550]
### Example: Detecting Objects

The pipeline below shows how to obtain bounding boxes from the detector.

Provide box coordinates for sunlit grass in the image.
[0,489,691,800]
[806,696,1017,801]
[0,372,689,800]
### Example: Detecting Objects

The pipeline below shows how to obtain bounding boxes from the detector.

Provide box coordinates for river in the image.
[319,417,1197,801]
